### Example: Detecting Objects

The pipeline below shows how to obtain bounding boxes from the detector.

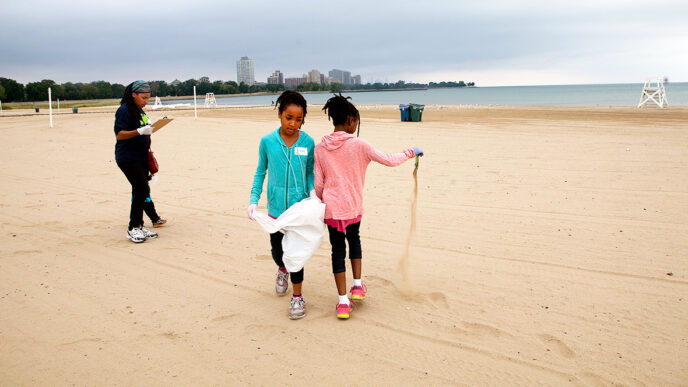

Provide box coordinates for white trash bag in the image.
[253,197,326,272]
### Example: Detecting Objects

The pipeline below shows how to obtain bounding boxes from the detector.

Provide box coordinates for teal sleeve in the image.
[250,139,268,204]
[306,142,315,192]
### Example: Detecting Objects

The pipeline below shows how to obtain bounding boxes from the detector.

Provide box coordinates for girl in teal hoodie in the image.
[247,90,315,320]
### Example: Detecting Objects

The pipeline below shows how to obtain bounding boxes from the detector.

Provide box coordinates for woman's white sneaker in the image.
[126,227,146,243]
[141,226,158,239]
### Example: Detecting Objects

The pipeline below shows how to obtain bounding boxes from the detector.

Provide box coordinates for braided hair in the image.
[120,82,142,121]
[322,93,360,134]
[275,90,308,125]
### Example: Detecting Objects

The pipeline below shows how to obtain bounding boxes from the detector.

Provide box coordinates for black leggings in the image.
[270,232,304,284]
[118,160,159,229]
[327,222,362,274]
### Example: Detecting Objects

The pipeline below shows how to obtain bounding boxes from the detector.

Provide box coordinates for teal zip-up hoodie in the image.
[250,128,315,218]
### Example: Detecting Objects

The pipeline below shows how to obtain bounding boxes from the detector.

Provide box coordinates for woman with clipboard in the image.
[113,80,167,243]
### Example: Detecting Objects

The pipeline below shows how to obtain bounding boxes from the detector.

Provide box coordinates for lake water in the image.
[165,82,688,107]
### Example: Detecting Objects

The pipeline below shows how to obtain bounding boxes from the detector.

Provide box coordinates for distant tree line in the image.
[0,76,475,102]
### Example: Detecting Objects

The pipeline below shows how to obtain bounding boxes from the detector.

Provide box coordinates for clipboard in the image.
[152,118,173,133]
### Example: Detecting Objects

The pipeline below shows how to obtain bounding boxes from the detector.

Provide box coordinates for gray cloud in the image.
[1,0,686,85]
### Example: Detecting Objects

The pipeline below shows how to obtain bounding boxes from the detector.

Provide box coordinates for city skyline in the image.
[236,57,363,88]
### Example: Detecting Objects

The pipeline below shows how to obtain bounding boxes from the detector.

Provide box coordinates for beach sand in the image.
[1,105,687,385]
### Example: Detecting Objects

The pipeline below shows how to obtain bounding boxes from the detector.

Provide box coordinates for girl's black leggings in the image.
[118,160,159,230]
[327,222,362,274]
[270,232,304,284]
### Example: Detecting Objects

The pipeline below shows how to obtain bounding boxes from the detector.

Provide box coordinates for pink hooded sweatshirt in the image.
[314,131,414,220]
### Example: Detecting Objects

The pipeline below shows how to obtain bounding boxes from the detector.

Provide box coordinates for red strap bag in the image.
[148,149,159,174]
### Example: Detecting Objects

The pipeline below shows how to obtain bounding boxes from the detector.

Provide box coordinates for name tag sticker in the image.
[295,147,308,156]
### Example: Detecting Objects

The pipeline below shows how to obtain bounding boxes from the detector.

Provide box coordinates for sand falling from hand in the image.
[398,159,418,291]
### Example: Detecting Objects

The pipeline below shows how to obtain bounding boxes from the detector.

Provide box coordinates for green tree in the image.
[26,79,57,101]
[111,83,126,98]
[197,77,212,94]
[81,84,99,100]
[0,77,26,101]
[265,84,284,93]
[51,83,65,99]
[0,84,6,100]
[90,81,112,99]
[180,79,198,96]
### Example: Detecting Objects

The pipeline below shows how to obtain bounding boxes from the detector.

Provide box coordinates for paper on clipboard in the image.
[152,118,173,133]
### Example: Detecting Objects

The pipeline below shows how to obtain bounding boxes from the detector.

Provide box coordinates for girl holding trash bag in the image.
[247,90,315,320]
[314,94,423,319]
[114,80,166,244]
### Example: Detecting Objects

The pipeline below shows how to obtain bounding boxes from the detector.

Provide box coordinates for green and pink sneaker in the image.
[336,301,353,319]
[350,284,367,301]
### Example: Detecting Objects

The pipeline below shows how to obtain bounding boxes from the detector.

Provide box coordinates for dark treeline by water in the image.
[0,76,474,103]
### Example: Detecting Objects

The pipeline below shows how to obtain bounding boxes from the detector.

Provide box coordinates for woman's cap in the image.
[131,80,151,93]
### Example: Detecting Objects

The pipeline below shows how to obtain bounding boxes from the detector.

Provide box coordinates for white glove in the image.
[137,125,153,136]
[247,204,257,220]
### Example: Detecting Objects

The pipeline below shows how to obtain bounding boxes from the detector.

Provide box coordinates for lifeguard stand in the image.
[638,78,668,108]
[204,93,217,108]
[152,96,163,109]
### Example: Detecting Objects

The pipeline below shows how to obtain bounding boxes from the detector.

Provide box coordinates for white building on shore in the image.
[236,56,255,86]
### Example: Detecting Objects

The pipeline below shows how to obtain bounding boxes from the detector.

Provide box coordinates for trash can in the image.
[409,103,425,122]
[34,107,40,113]
[398,104,410,122]
[72,107,78,114]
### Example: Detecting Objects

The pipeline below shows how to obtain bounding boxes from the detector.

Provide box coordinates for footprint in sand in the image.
[160,331,181,340]
[427,292,450,309]
[462,322,509,338]
[12,250,43,255]
[537,333,575,358]
[212,314,237,322]
[366,274,393,287]
[255,254,272,261]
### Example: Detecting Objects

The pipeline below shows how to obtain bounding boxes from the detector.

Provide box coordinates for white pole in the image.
[57,98,60,112]
[48,88,53,128]
[193,86,197,120]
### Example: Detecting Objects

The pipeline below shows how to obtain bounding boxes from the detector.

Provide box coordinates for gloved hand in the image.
[412,147,424,157]
[137,125,153,136]
[247,204,257,220]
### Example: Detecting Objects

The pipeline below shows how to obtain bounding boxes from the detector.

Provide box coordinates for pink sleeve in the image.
[362,140,414,167]
[314,149,324,199]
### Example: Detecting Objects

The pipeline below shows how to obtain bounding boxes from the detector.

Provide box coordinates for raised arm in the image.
[363,139,415,167]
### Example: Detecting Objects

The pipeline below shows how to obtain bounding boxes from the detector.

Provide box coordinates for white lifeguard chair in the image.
[204,93,217,108]
[638,78,668,108]
[151,96,163,109]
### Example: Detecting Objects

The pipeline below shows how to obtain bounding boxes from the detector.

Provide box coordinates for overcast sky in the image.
[2,0,686,86]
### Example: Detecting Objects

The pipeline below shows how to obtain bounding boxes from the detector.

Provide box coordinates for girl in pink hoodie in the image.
[314,94,424,319]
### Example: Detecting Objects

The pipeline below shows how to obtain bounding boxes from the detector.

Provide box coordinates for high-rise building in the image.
[308,69,321,84]
[328,69,352,85]
[268,70,284,85]
[284,76,308,88]
[236,56,255,85]
[352,75,361,85]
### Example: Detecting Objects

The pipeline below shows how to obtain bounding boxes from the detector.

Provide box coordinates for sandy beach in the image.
[1,104,687,385]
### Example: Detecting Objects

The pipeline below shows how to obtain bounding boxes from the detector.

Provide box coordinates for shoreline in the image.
[2,104,687,116]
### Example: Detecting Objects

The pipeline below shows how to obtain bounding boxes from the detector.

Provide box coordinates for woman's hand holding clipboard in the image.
[152,117,173,133]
